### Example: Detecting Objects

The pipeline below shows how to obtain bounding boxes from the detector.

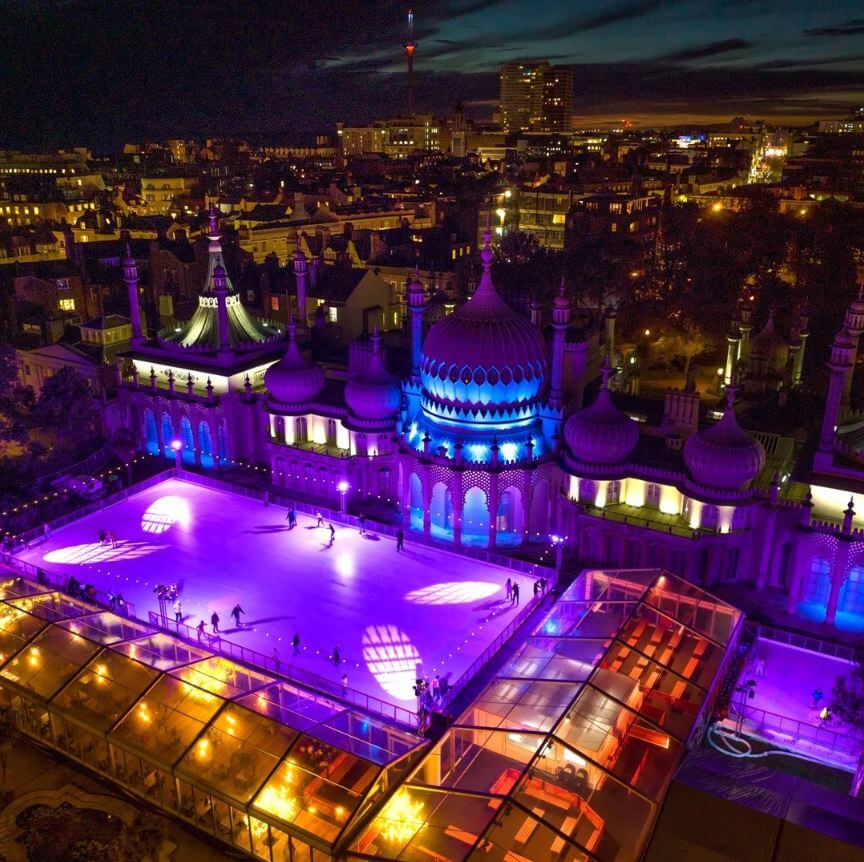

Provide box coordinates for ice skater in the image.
[316,511,325,527]
[211,611,220,633]
[108,530,118,549]
[292,633,301,655]
[341,673,348,695]
[811,687,824,709]
[231,604,245,627]
[331,645,341,666]
[358,514,366,535]
[196,620,206,641]
[505,578,512,601]
[396,527,404,551]
[97,528,107,546]
[328,523,335,545]
[512,582,520,605]
[286,508,297,528]
[173,598,183,624]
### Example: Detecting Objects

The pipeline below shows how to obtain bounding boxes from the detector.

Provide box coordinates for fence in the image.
[3,555,137,619]
[148,612,418,729]
[750,622,862,663]
[728,700,862,763]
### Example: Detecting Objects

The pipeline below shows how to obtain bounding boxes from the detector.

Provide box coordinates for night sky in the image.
[2,0,863,150]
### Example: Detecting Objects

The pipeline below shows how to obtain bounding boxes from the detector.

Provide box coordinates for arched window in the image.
[579,480,595,505]
[646,483,661,507]
[216,422,229,462]
[295,417,308,443]
[607,480,621,505]
[143,410,158,455]
[378,468,391,495]
[839,565,864,618]
[326,418,337,446]
[804,558,831,607]
[180,416,194,463]
[161,414,175,457]
[198,421,213,466]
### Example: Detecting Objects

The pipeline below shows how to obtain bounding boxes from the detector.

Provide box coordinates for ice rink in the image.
[15,478,539,709]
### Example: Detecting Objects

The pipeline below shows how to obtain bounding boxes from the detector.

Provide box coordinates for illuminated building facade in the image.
[500,60,573,133]
[109,215,864,634]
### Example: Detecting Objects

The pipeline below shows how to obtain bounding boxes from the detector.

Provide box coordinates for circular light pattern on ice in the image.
[404,581,499,605]
[362,624,420,701]
[140,495,191,534]
[44,541,166,565]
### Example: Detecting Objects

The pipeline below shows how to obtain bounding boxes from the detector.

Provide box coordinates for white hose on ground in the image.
[707,722,841,768]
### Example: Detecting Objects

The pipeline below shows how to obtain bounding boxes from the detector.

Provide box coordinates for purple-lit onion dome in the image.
[419,233,548,427]
[565,359,639,465]
[684,390,765,489]
[345,330,401,421]
[264,318,325,406]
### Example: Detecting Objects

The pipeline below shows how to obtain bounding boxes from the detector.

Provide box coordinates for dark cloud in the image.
[657,38,753,62]
[803,19,864,36]
[570,0,665,34]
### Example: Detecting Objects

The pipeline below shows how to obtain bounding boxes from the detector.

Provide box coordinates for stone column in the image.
[155,409,165,456]
[825,539,850,626]
[453,475,463,547]
[192,420,202,467]
[488,472,499,550]
[422,478,431,539]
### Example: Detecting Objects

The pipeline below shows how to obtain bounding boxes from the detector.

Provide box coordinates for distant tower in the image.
[405,7,416,116]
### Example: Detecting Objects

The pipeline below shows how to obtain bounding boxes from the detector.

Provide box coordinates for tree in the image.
[32,367,100,455]
[110,427,140,484]
[0,703,16,787]
[653,318,715,381]
[0,344,34,446]
[831,656,864,796]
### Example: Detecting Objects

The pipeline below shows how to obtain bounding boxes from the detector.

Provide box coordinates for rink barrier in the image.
[750,622,860,663]
[2,556,137,619]
[148,611,419,729]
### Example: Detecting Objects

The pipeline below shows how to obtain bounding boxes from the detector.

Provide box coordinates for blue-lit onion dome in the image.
[264,317,325,408]
[419,230,547,431]
[565,358,639,465]
[684,389,765,489]
[345,329,401,422]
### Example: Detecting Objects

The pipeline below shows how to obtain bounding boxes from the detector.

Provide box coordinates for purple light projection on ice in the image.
[16,478,535,706]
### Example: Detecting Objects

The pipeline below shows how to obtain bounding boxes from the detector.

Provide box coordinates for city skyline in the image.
[2,0,863,149]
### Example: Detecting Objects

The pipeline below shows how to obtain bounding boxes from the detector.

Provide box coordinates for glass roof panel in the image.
[57,612,155,646]
[6,592,94,621]
[0,625,101,699]
[459,678,577,733]
[0,603,47,666]
[535,600,641,640]
[50,649,159,732]
[171,656,274,699]
[508,752,655,862]
[316,710,421,766]
[0,575,46,600]
[559,569,657,602]
[498,637,607,682]
[409,726,540,796]
[552,679,684,802]
[475,803,591,862]
[175,700,298,804]
[112,633,210,670]
[251,735,381,845]
[642,574,741,645]
[349,787,500,861]
[110,674,223,766]
[601,639,707,740]
[236,681,342,732]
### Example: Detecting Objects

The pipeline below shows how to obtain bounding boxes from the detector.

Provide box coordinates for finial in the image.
[212,262,228,292]
[559,277,566,297]
[480,218,494,269]
[209,203,218,236]
[600,355,613,389]
[287,314,297,342]
[124,241,133,260]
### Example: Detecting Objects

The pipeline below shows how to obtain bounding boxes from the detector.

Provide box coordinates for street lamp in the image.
[338,480,350,514]
[551,534,565,584]
[170,439,183,470]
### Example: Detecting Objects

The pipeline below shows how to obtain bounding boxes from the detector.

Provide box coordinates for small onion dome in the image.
[345,328,401,421]
[565,358,639,465]
[749,312,788,372]
[264,317,325,406]
[684,388,765,489]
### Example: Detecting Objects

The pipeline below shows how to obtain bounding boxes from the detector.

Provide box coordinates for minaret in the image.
[407,267,425,379]
[405,7,416,116]
[123,243,144,344]
[205,203,223,284]
[724,317,741,387]
[789,303,810,388]
[818,327,856,455]
[604,305,617,357]
[213,264,232,354]
[840,270,864,408]
[737,297,754,363]
[293,249,309,328]
[549,279,570,409]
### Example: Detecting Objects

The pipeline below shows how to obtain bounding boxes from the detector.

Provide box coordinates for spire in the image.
[204,205,227,290]
[600,354,614,389]
[123,242,143,343]
[473,220,501,302]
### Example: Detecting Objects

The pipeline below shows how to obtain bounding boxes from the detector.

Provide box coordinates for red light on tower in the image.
[405,7,416,116]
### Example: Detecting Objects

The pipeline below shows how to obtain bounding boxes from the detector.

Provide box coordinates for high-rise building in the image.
[500,60,573,132]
